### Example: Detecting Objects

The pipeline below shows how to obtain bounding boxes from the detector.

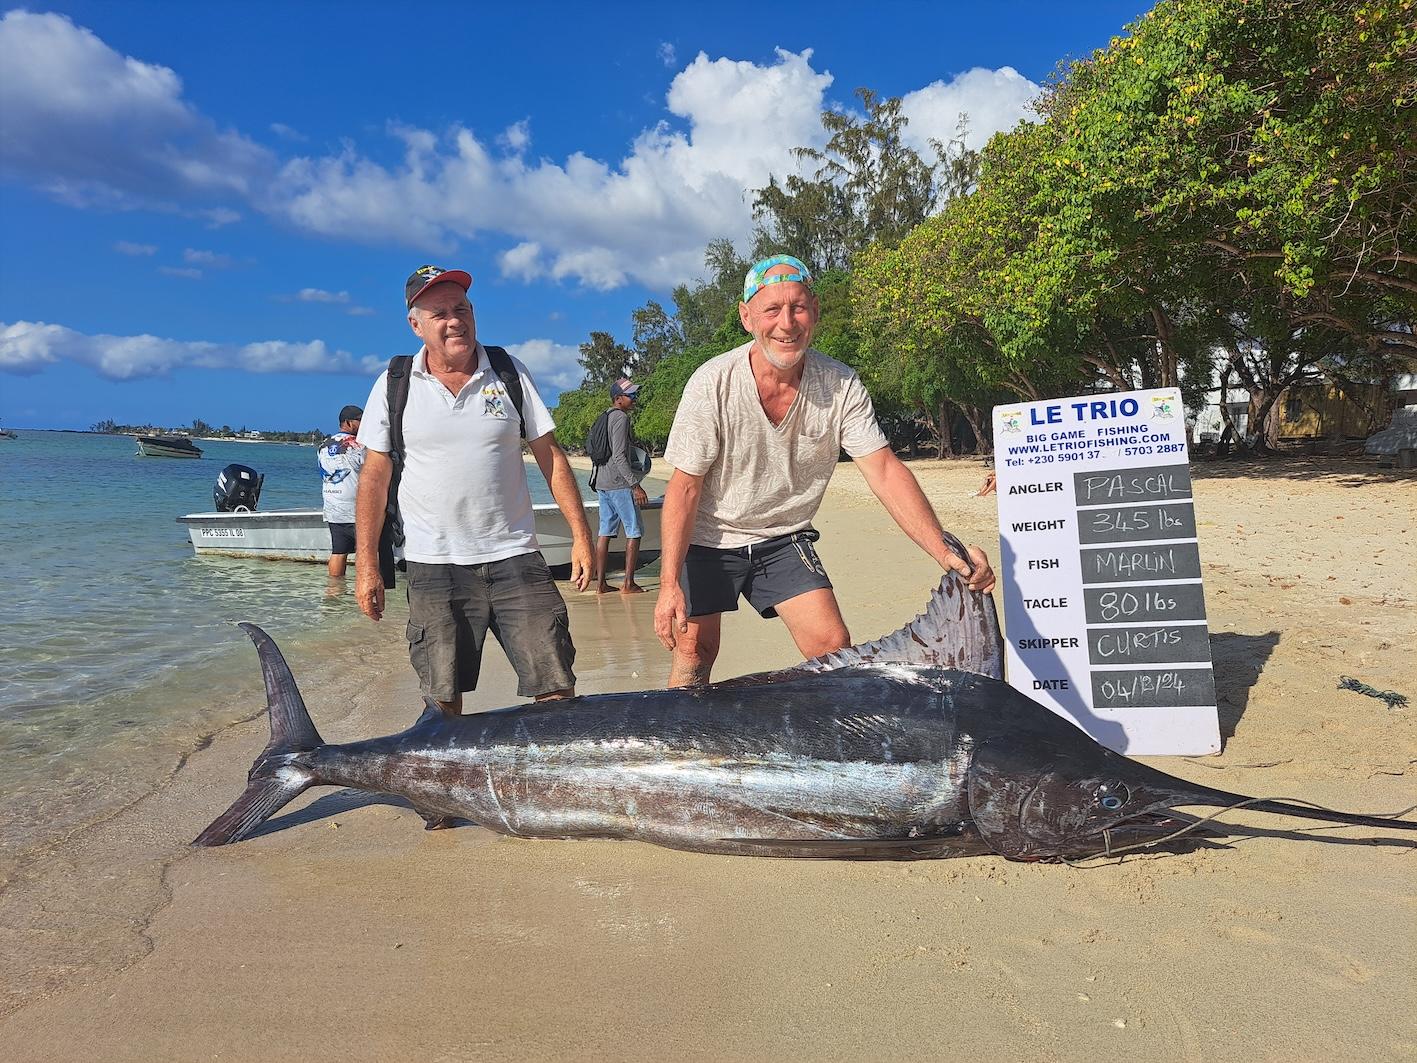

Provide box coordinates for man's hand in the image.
[942,545,995,594]
[568,536,593,592]
[632,484,648,507]
[356,568,385,620]
[654,583,689,650]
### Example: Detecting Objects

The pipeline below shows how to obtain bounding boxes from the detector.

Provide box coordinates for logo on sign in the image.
[1151,395,1177,420]
[999,410,1024,434]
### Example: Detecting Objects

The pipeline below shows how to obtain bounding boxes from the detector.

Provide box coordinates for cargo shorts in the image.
[680,529,833,619]
[404,553,576,700]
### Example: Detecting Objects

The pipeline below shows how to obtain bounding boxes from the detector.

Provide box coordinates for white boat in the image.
[136,434,203,458]
[177,498,663,573]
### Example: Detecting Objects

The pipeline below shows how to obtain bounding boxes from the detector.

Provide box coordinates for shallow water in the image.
[0,430,580,857]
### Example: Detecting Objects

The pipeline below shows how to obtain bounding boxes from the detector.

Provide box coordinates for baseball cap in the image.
[742,254,814,303]
[405,264,472,309]
[610,377,640,400]
[338,404,364,423]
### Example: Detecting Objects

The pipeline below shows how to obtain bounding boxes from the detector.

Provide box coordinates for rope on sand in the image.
[1338,676,1409,710]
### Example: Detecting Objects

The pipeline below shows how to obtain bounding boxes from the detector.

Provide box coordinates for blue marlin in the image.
[196,538,1415,860]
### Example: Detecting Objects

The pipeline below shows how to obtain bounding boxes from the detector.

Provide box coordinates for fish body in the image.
[197,539,1416,860]
[281,665,991,858]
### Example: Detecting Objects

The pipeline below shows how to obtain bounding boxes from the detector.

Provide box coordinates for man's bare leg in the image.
[595,535,614,593]
[327,553,348,578]
[668,613,721,687]
[621,537,644,594]
[772,588,852,660]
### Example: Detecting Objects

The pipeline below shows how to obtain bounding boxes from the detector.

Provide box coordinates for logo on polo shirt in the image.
[481,383,509,419]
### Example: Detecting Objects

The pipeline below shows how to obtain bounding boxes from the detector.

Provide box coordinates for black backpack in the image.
[378,346,526,587]
[585,409,614,466]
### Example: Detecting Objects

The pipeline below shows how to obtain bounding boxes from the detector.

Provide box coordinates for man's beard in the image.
[755,334,807,371]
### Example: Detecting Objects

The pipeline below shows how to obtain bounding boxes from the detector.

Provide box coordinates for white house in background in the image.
[1364,373,1417,455]
[1188,386,1252,442]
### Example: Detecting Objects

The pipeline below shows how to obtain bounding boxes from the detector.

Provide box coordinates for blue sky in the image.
[0,1,1147,432]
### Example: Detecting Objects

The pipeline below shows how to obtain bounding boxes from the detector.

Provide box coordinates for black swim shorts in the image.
[680,529,833,619]
[404,553,576,701]
[327,522,356,555]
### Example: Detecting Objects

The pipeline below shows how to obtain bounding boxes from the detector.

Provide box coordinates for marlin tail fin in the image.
[193,623,323,846]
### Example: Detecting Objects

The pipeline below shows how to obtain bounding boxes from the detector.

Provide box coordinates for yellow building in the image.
[1276,381,1390,440]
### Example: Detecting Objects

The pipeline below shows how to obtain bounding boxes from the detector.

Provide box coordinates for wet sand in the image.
[2,458,1414,1061]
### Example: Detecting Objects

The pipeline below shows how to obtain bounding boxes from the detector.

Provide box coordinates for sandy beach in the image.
[3,457,1414,1062]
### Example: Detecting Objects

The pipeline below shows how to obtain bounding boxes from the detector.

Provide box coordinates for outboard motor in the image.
[214,464,264,512]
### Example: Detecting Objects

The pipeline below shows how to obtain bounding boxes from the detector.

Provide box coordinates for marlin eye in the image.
[1096,783,1130,811]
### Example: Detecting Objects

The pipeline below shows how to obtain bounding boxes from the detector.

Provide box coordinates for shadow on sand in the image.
[1209,630,1281,741]
[1189,453,1409,489]
[249,788,414,840]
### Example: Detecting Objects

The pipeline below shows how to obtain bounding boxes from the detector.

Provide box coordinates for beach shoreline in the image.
[3,457,1414,1061]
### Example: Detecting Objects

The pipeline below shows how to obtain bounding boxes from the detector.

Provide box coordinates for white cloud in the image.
[0,11,272,211]
[286,288,376,316]
[183,248,234,267]
[0,320,381,380]
[1,12,1039,295]
[657,42,676,67]
[268,48,835,289]
[504,339,585,395]
[899,66,1039,154]
[203,207,242,227]
[114,241,157,256]
[270,122,306,142]
[499,241,544,281]
[499,120,530,153]
[158,266,203,279]
[295,288,351,303]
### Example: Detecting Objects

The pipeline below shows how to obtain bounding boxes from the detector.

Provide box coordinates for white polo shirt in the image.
[358,344,558,565]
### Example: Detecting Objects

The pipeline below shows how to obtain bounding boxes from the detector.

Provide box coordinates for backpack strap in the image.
[483,345,527,439]
[386,354,414,464]
[379,354,414,590]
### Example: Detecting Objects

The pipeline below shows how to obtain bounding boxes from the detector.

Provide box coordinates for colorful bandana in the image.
[742,254,815,303]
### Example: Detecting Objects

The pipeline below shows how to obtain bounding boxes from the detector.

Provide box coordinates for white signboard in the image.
[992,388,1220,755]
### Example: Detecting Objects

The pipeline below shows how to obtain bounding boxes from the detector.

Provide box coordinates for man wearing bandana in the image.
[653,254,995,686]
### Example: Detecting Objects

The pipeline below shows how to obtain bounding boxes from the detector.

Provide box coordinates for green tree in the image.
[673,238,750,349]
[629,300,683,378]
[576,331,633,390]
[753,88,941,270]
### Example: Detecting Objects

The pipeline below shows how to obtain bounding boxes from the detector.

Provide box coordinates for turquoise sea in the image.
[0,430,571,858]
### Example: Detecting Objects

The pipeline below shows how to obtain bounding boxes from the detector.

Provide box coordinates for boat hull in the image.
[136,435,203,458]
[177,498,663,570]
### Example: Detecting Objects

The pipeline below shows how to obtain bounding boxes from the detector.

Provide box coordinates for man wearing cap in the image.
[317,404,365,579]
[592,376,650,594]
[354,265,594,717]
[653,253,996,686]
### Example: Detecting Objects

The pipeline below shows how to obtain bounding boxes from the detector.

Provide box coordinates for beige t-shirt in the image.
[664,341,889,548]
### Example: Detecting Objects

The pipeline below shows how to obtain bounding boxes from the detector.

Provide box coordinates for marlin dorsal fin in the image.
[798,532,1005,679]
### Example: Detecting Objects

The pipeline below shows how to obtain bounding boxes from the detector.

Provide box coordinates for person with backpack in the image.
[588,376,650,594]
[353,265,593,725]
